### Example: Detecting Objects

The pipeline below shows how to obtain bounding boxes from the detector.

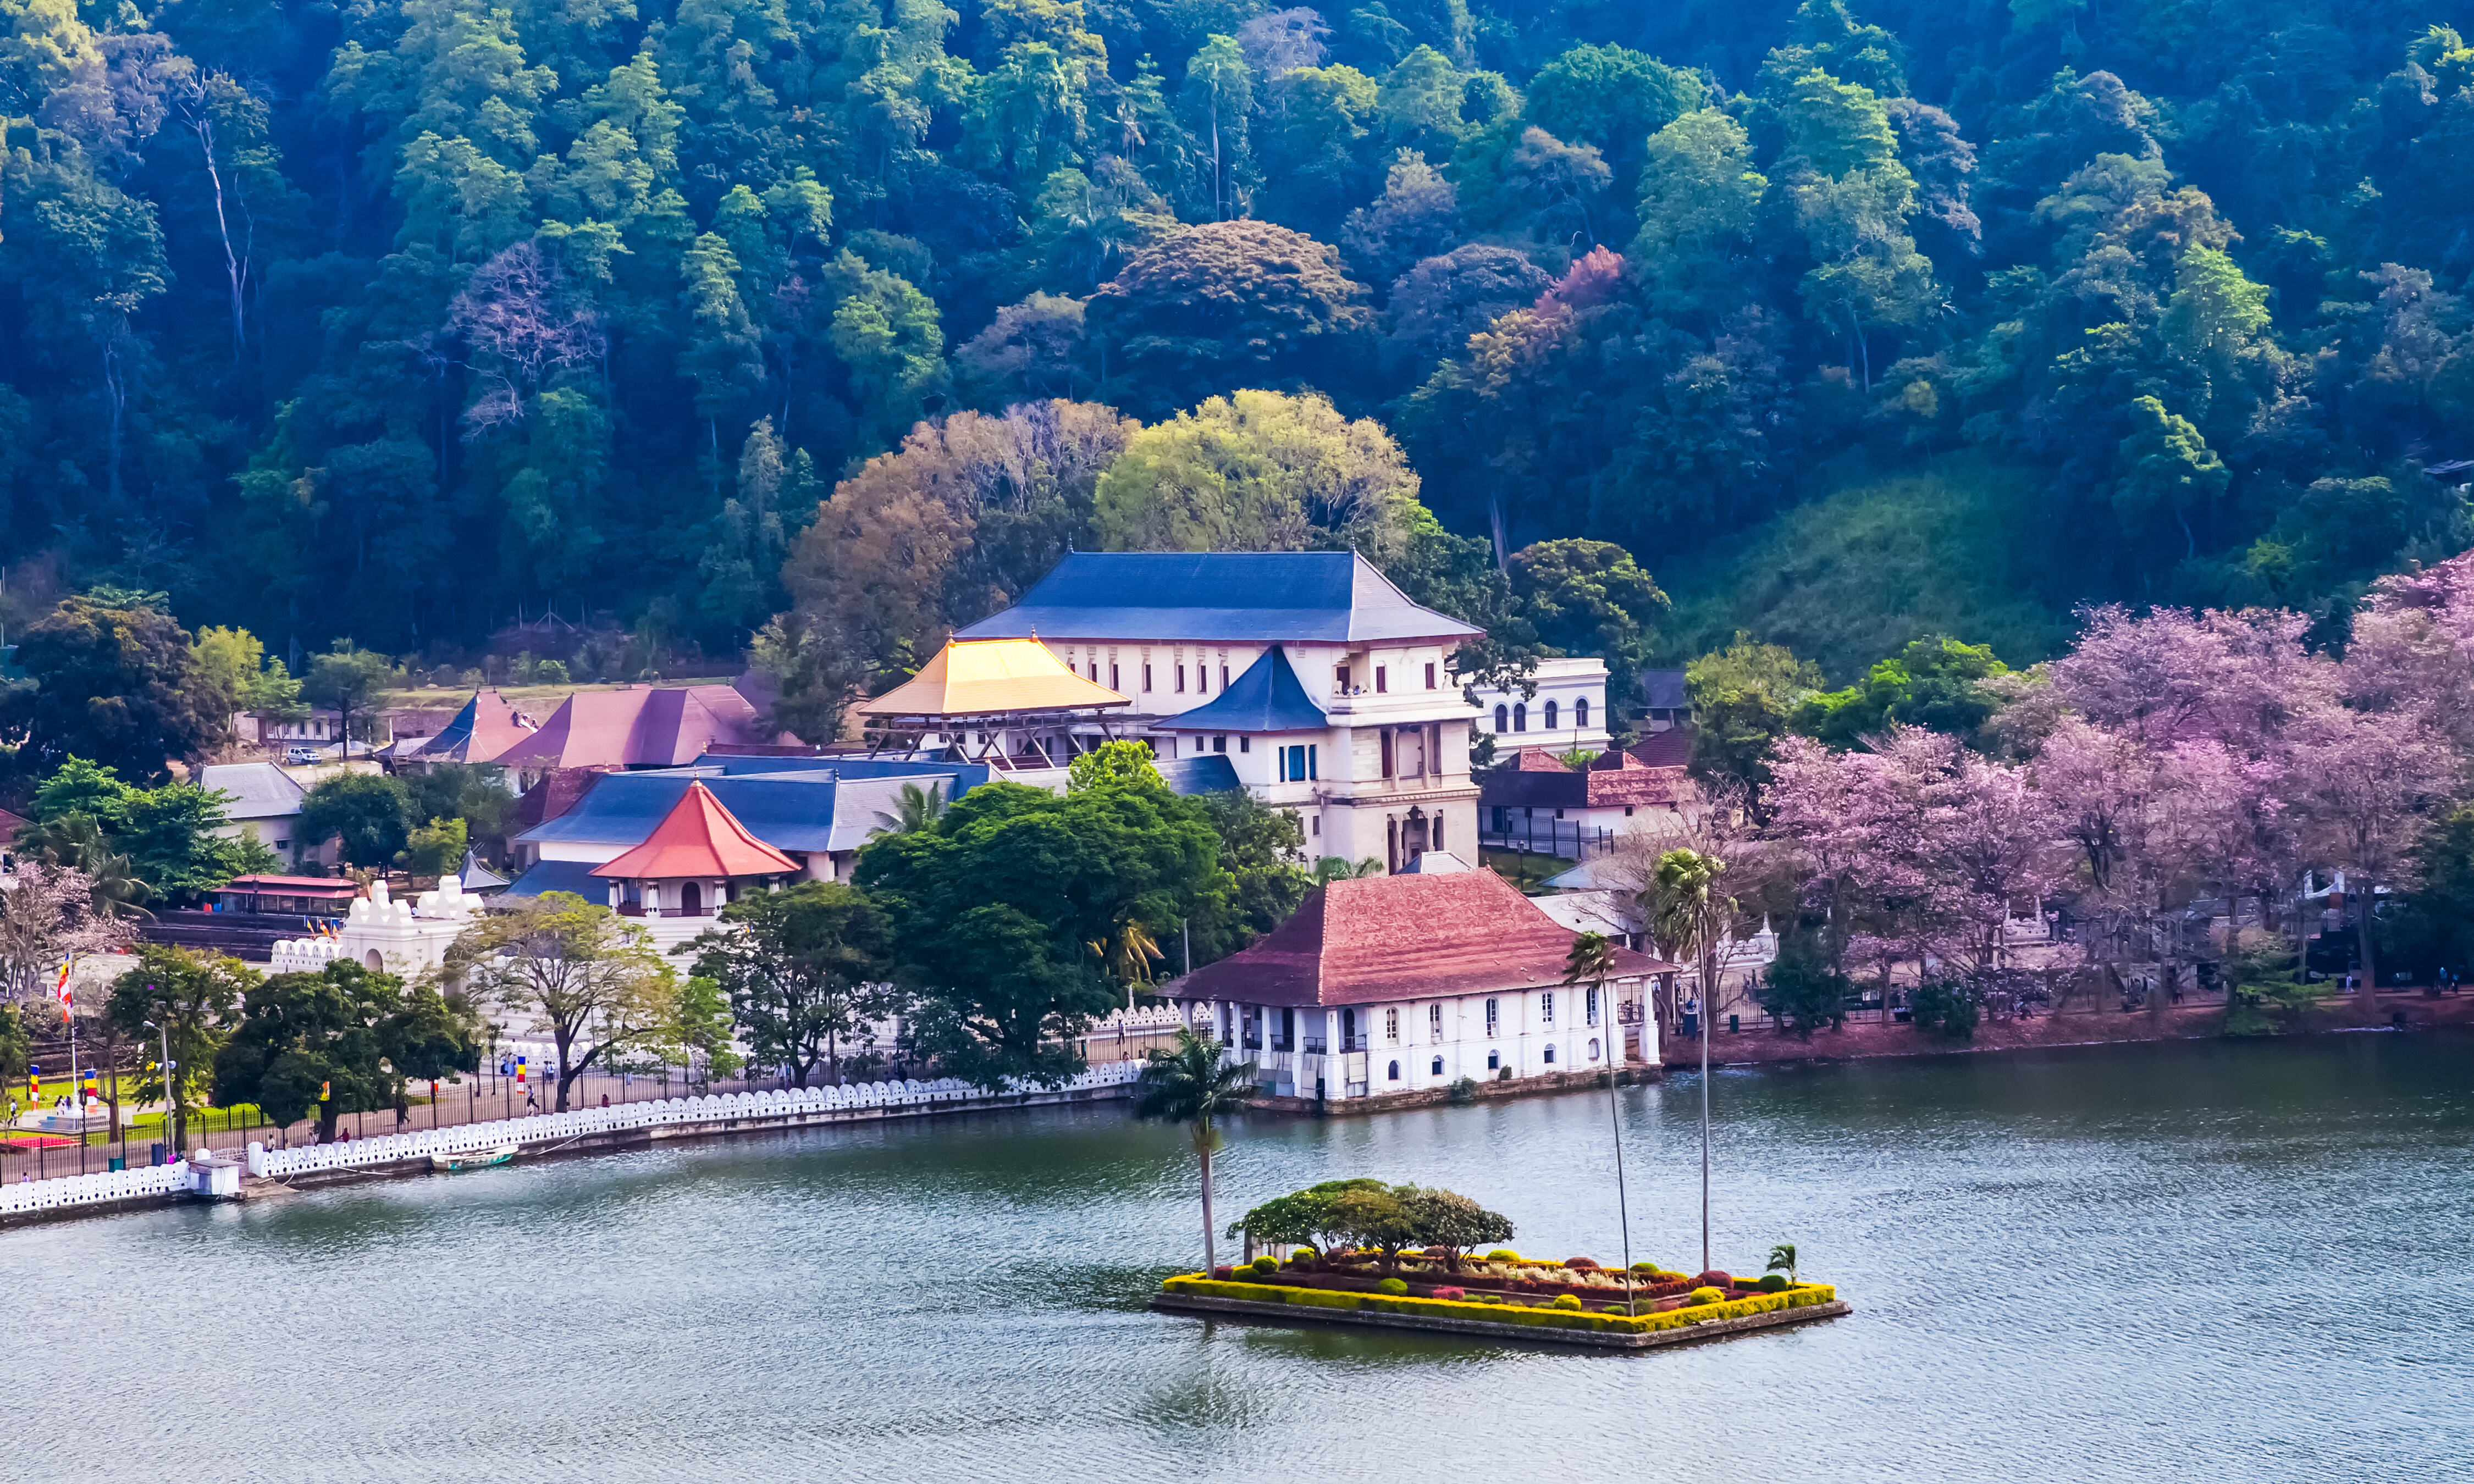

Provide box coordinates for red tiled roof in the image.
[219,875,360,895]
[590,781,799,880]
[1177,868,1675,1007]
[493,685,771,769]
[1509,748,1575,772]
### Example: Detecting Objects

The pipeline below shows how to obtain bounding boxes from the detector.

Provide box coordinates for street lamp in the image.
[142,1015,174,1164]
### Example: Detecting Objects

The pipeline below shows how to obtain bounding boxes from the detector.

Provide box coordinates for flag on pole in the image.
[53,960,73,1021]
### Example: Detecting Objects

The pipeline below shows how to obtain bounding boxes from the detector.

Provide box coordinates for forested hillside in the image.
[4,0,2473,691]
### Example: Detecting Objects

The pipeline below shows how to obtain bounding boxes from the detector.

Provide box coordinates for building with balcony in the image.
[955,551,1484,872]
[1170,857,1674,1106]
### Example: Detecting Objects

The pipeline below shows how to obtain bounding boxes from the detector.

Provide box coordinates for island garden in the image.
[1151,1177,1846,1349]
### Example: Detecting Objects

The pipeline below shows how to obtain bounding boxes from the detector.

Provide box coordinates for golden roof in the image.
[860,638,1130,719]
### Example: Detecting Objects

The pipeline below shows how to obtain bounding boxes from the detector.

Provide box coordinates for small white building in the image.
[1170,858,1674,1104]
[1468,656,1612,756]
[197,762,324,867]
[266,875,486,980]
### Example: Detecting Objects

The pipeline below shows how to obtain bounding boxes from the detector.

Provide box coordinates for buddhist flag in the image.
[53,961,73,1021]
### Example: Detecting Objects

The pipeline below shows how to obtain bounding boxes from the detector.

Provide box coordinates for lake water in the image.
[12,1035,2470,1482]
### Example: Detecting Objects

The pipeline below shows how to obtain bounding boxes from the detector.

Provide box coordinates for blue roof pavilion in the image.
[1156,647,1329,734]
[954,551,1481,645]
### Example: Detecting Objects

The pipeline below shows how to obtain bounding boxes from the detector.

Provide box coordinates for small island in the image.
[1151,1180,1849,1350]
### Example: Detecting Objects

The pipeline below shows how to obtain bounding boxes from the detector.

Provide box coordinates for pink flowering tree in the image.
[2297,706,2456,1018]
[0,861,137,1003]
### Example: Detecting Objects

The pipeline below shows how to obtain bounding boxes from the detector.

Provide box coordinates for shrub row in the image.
[1162,1275,1837,1337]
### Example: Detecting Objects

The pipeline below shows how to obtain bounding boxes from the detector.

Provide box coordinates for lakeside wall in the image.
[0,1064,1145,1228]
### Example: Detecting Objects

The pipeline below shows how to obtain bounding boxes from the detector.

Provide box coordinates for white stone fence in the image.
[0,1061,1147,1222]
[0,1161,197,1217]
[247,1061,1143,1178]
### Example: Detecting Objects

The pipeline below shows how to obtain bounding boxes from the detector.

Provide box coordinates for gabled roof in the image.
[1481,746,1696,811]
[860,638,1128,719]
[590,780,799,880]
[493,685,769,769]
[457,846,509,892]
[1156,646,1328,733]
[417,690,537,765]
[515,760,978,856]
[197,762,306,820]
[1639,668,1690,710]
[1176,868,1674,1007]
[1627,727,1694,768]
[954,551,1484,645]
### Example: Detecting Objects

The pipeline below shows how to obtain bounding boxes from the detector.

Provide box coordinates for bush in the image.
[1758,1272,1789,1292]
[1446,1076,1479,1105]
[1910,979,1981,1040]
[1550,1293,1584,1311]
[1629,1261,1659,1273]
[1693,1270,1733,1288]
[1377,1277,1409,1295]
[1251,1256,1278,1275]
[1431,1286,1466,1301]
[1562,1257,1599,1270]
[1685,1287,1725,1306]
[1486,1249,1521,1262]
[1290,1248,1316,1264]
[1212,1266,1234,1278]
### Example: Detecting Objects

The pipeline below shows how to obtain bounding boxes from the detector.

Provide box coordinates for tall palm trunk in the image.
[1196,1123,1216,1273]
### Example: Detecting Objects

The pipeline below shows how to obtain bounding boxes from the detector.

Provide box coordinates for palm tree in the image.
[869,781,947,838]
[1091,917,1165,1008]
[1136,1028,1258,1275]
[1766,1242,1799,1284]
[1563,930,1637,1316]
[29,816,152,919]
[1312,856,1383,884]
[1649,847,1732,1275]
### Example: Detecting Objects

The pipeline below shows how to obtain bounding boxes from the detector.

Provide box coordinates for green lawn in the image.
[1654,451,2075,683]
[1482,849,1573,894]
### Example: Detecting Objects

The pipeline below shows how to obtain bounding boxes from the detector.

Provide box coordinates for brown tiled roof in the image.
[514,767,608,832]
[493,685,770,768]
[1177,868,1674,1007]
[1627,727,1694,768]
[1482,743,1698,811]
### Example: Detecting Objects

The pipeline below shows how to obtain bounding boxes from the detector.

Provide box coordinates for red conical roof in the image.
[590,780,799,881]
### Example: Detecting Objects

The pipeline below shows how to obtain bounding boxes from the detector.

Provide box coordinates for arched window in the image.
[1588,1037,1601,1061]
[1513,702,1527,732]
[1576,697,1589,729]
[1387,1060,1401,1081]
[1494,704,1508,732]
[1431,1056,1444,1076]
[1543,1044,1556,1063]
[1544,700,1559,730]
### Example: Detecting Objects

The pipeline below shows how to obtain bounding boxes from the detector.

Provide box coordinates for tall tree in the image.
[680,882,896,1086]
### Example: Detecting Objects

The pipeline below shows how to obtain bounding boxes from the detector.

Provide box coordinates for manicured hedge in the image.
[1161,1275,1838,1337]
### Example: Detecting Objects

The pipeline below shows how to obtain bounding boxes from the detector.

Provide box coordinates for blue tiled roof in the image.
[514,759,974,854]
[1156,647,1328,734]
[501,859,604,899]
[1158,755,1242,794]
[954,551,1483,644]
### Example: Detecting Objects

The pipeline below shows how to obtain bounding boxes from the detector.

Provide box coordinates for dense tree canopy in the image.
[1,0,2470,711]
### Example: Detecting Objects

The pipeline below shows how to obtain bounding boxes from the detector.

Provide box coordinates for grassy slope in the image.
[1653,452,2078,684]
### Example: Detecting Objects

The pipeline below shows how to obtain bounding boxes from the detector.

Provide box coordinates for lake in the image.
[12,1034,2469,1482]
